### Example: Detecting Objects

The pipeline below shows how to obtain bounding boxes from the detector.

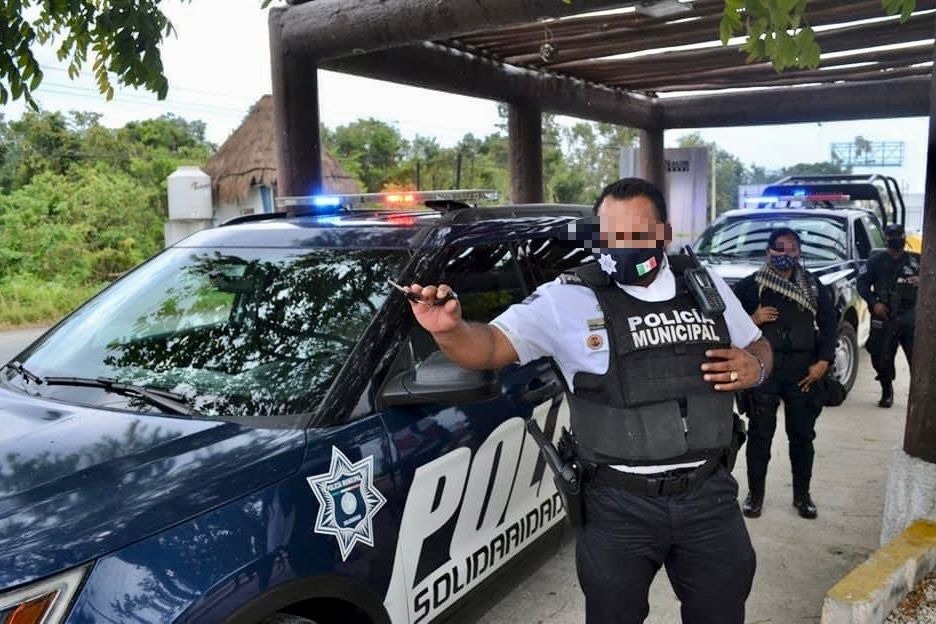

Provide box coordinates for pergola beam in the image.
[500,0,901,67]
[661,76,930,128]
[652,66,932,93]
[623,45,933,91]
[322,42,659,130]
[280,0,631,60]
[558,11,935,78]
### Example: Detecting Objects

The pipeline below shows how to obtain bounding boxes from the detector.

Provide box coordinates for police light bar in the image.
[745,193,851,203]
[277,189,499,210]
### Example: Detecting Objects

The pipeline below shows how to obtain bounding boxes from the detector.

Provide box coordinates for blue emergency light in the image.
[276,189,499,215]
[310,196,343,208]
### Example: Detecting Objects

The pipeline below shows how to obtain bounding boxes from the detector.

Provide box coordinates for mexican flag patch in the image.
[636,255,658,277]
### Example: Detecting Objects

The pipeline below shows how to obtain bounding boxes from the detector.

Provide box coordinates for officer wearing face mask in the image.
[732,228,836,520]
[857,223,921,408]
[404,178,773,624]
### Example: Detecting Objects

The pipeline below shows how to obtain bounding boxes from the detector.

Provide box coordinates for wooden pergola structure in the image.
[268,0,935,459]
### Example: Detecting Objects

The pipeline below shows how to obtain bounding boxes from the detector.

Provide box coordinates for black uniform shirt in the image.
[857,250,921,314]
[733,267,837,363]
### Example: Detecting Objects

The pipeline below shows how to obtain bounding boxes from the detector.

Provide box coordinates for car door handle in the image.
[520,380,562,405]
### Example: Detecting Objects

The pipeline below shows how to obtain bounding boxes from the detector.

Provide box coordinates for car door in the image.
[374,241,570,624]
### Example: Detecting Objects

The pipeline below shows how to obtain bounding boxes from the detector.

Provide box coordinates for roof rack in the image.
[773,174,884,185]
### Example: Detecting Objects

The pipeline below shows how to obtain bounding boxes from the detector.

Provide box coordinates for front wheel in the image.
[831,323,859,394]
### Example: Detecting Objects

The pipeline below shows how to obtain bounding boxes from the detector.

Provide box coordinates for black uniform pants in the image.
[745,354,822,498]
[867,314,915,383]
[576,465,756,624]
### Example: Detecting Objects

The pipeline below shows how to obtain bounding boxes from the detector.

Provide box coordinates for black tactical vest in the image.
[875,252,920,313]
[562,258,734,465]
[757,278,818,354]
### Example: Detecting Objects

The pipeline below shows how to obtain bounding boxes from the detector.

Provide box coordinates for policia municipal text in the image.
[405,178,773,624]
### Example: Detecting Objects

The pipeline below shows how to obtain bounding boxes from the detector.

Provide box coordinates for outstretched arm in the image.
[407,283,519,371]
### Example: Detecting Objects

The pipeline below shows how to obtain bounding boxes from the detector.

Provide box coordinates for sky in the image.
[2,0,930,195]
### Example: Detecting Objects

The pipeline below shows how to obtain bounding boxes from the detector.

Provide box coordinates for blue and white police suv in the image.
[0,191,592,624]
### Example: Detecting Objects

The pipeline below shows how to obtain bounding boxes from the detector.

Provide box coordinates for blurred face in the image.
[596,195,671,250]
[767,234,801,261]
[886,232,906,250]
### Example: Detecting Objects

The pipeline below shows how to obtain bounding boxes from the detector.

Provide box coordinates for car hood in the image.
[0,388,306,589]
[703,261,761,285]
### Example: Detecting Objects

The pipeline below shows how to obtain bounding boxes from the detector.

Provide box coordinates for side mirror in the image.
[377,351,501,409]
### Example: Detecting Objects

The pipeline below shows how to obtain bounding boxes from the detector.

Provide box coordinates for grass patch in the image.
[0,278,106,329]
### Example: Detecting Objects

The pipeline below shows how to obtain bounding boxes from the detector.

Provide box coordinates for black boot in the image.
[793,493,818,519]
[742,493,763,518]
[878,381,894,408]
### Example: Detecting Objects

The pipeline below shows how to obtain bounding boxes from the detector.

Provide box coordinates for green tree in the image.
[324,118,409,192]
[776,161,851,177]
[719,0,916,70]
[0,0,187,106]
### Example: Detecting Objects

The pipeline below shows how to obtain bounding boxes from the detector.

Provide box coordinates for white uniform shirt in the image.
[491,256,762,474]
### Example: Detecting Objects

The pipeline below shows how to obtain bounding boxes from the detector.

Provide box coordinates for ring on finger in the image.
[729,370,738,382]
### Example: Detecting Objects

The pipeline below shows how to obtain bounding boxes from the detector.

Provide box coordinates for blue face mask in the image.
[769,254,798,271]
[593,246,664,284]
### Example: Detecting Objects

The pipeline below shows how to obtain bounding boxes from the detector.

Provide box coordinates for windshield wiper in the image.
[42,376,201,418]
[2,361,43,385]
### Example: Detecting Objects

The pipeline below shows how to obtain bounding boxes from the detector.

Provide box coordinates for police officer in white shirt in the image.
[405,178,774,624]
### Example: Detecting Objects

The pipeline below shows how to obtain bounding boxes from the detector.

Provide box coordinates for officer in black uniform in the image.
[857,223,920,408]
[732,227,836,520]
[405,178,774,624]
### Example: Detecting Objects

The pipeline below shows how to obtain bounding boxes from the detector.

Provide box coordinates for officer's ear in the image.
[660,222,673,247]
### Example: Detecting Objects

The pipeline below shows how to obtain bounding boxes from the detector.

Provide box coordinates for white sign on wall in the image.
[620,147,710,250]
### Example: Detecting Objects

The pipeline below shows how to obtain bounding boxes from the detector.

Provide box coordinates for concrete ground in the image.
[0,329,911,623]
[478,350,911,624]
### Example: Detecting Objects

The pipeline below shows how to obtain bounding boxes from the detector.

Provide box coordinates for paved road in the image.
[0,327,47,364]
[0,328,911,623]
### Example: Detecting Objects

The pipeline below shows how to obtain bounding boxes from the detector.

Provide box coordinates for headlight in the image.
[0,566,87,624]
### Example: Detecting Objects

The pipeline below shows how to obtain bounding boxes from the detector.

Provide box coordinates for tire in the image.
[261,615,318,624]
[831,322,859,394]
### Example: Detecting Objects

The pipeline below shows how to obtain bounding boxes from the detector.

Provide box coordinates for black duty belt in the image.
[590,457,721,497]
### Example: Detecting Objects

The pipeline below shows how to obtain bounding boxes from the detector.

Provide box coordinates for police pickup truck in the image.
[0,191,593,624]
[692,175,907,394]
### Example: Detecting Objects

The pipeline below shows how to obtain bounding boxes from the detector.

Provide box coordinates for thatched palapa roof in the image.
[204,95,360,204]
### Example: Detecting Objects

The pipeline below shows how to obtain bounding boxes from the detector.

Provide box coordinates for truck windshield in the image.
[6,247,408,423]
[695,215,848,265]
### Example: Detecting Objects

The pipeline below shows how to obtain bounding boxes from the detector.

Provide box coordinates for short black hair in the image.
[885,223,905,237]
[767,227,802,250]
[592,177,668,222]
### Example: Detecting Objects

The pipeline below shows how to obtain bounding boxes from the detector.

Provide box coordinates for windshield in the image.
[7,247,408,423]
[695,215,848,265]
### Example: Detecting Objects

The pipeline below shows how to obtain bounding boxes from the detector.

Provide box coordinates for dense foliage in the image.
[0,108,852,328]
[0,111,213,326]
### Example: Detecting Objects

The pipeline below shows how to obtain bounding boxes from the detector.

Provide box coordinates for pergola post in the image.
[639,127,666,191]
[270,7,322,198]
[508,100,543,204]
[880,15,936,545]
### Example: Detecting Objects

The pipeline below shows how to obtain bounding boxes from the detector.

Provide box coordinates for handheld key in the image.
[387,279,458,307]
